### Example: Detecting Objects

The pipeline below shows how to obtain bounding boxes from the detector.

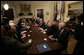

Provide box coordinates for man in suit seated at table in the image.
[1,19,32,54]
[26,18,29,22]
[7,20,23,43]
[38,20,49,32]
[48,22,70,41]
[8,20,28,43]
[48,22,70,52]
[73,13,84,55]
[38,18,45,30]
[31,17,35,23]
[46,21,58,36]
[2,29,32,54]
[35,17,40,26]
[43,20,49,30]
[22,18,27,23]
[17,18,26,30]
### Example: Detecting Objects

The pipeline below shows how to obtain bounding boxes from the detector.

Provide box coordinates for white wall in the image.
[1,1,82,22]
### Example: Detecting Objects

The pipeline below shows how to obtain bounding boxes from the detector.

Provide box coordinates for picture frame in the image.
[46,12,49,15]
[67,1,83,17]
[20,4,31,12]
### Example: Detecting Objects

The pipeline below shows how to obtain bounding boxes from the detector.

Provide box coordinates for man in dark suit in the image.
[48,22,70,52]
[48,22,69,41]
[42,20,48,30]
[1,23,32,54]
[26,18,29,22]
[9,20,30,43]
[17,19,23,29]
[73,13,84,55]
[1,14,32,54]
[31,17,35,23]
[38,18,45,30]
[35,17,40,25]
[46,21,58,36]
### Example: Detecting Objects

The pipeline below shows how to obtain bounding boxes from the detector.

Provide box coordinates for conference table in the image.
[22,23,62,54]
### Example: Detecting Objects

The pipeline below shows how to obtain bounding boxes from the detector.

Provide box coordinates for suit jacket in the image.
[26,19,29,22]
[46,25,58,35]
[17,19,23,30]
[43,24,48,29]
[53,29,70,45]
[73,24,83,55]
[15,25,26,43]
[29,18,32,22]
[31,19,35,23]
[1,35,30,54]
[35,20,40,24]
[52,29,70,51]
[74,24,83,42]
[39,22,45,28]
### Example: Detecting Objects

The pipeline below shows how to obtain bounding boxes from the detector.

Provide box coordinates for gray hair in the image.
[59,22,65,27]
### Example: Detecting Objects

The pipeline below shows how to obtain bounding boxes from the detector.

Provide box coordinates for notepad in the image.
[36,43,51,53]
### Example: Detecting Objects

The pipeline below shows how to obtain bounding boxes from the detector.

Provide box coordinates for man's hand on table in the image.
[28,39,32,43]
[49,35,53,38]
[48,35,58,41]
[39,27,43,31]
[44,29,47,31]
[35,23,38,26]
[21,33,26,39]
[42,29,47,34]
[39,28,47,34]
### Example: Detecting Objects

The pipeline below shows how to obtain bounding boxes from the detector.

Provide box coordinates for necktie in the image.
[60,29,64,35]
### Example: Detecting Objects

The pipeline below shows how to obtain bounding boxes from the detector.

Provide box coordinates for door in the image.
[37,9,44,20]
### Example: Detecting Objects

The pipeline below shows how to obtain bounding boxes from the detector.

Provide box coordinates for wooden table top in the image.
[22,24,62,54]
